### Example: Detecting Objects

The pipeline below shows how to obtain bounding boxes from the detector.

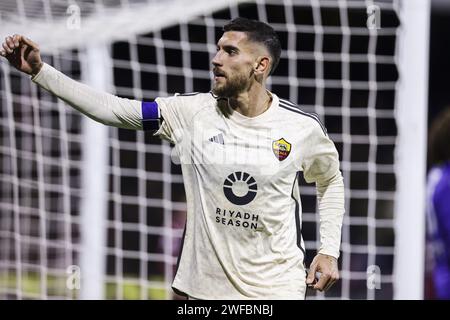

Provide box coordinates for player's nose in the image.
[211,52,223,68]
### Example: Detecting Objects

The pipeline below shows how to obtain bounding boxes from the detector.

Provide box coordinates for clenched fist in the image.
[0,34,43,76]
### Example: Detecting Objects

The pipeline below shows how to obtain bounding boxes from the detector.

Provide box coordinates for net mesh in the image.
[0,50,83,299]
[0,0,402,299]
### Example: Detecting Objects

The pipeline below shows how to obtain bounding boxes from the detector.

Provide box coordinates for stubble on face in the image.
[212,68,252,98]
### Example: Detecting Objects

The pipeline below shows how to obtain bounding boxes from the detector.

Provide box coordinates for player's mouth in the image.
[213,69,227,81]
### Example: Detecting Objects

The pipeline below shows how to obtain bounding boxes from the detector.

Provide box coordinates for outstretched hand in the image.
[306,253,339,292]
[0,34,43,76]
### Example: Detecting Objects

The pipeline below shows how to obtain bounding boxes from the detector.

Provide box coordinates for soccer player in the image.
[426,106,450,299]
[1,17,344,299]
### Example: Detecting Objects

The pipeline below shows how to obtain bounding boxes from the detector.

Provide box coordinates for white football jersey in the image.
[153,92,342,299]
[32,64,344,300]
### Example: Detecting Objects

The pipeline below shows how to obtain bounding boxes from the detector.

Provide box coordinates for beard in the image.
[212,70,252,98]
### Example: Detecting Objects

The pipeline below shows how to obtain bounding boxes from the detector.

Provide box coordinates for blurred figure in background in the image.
[426,106,450,299]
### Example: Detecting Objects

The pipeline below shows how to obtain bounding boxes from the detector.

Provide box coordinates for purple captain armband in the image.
[141,101,161,131]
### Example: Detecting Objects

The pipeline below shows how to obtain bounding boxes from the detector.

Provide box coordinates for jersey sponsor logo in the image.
[223,172,257,205]
[215,208,259,230]
[272,138,291,161]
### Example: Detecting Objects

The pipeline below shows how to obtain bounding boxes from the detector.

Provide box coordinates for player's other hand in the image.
[0,35,43,76]
[306,253,339,292]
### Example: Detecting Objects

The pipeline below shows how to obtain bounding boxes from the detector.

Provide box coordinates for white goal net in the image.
[0,0,429,299]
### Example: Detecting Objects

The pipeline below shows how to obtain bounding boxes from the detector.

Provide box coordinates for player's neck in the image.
[228,83,272,118]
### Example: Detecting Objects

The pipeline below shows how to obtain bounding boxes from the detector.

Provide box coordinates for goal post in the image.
[393,0,430,300]
[78,44,111,300]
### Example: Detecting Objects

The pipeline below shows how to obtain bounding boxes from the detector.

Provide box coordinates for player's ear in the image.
[254,56,270,76]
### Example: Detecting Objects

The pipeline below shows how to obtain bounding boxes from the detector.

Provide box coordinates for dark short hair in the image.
[428,106,450,166]
[223,17,281,75]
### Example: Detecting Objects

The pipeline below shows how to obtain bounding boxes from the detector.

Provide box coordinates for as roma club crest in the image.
[272,138,292,161]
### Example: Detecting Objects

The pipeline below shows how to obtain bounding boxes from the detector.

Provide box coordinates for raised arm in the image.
[0,35,156,130]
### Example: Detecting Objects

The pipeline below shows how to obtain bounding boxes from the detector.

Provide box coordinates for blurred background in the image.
[0,0,446,300]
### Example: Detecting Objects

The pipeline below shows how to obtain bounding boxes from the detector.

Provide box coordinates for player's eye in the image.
[226,48,237,55]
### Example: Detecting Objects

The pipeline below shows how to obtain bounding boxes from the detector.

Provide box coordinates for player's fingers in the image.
[306,265,317,285]
[322,270,339,292]
[21,36,39,50]
[5,36,16,50]
[12,34,21,47]
[323,278,336,292]
[0,49,6,57]
[313,272,331,291]
[2,42,13,54]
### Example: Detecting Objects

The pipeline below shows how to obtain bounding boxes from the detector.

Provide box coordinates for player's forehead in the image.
[217,31,250,49]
